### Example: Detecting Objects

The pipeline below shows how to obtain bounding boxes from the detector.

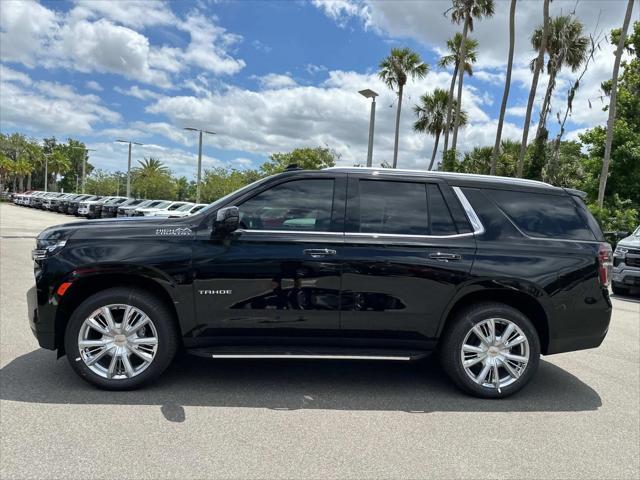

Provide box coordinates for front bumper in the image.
[27,285,56,349]
[613,264,640,287]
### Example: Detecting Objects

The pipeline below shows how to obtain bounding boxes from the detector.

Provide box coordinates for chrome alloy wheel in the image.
[78,304,158,380]
[460,318,530,391]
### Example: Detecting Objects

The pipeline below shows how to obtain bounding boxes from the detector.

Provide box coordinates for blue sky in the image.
[1,0,635,178]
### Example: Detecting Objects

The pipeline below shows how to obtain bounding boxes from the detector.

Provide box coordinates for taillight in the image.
[598,242,613,287]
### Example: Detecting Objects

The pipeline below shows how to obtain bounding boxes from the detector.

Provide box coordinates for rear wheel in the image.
[440,302,540,399]
[64,287,179,390]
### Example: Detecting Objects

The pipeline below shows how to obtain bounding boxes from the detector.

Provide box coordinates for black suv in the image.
[27,168,612,398]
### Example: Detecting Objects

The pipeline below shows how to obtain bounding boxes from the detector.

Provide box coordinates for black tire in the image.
[64,287,179,390]
[439,302,540,399]
[612,283,630,296]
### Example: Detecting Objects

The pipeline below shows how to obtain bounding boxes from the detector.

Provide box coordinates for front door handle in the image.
[429,252,462,262]
[303,248,337,258]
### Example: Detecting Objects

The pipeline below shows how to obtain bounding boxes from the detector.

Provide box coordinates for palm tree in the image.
[598,0,635,207]
[0,155,14,193]
[490,0,517,175]
[135,157,170,176]
[379,47,429,168]
[449,0,495,152]
[440,33,478,158]
[533,15,589,142]
[517,0,549,178]
[47,150,71,191]
[413,88,467,170]
[13,158,32,192]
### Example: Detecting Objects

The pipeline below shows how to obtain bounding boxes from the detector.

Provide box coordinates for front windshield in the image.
[176,203,195,211]
[634,226,640,237]
[154,201,171,209]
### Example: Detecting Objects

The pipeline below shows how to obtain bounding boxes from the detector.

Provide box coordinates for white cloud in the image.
[146,68,496,170]
[254,73,298,89]
[71,0,176,29]
[305,63,328,75]
[114,85,162,100]
[0,64,32,85]
[0,1,246,88]
[312,0,374,30]
[0,70,120,134]
[0,0,58,68]
[85,80,103,91]
[177,12,246,76]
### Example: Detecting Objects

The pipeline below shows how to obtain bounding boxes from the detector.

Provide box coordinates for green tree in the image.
[201,168,261,203]
[413,88,466,170]
[131,157,176,199]
[85,170,119,196]
[0,154,14,193]
[378,47,429,168]
[439,33,478,158]
[175,176,196,202]
[448,0,495,152]
[597,0,636,207]
[581,21,640,208]
[260,147,339,175]
[532,15,589,146]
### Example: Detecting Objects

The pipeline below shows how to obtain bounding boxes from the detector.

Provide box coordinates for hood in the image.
[37,216,178,241]
[618,235,640,248]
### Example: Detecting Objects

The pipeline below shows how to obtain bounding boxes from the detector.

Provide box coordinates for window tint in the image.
[239,179,335,231]
[357,180,428,235]
[487,189,596,241]
[427,184,458,235]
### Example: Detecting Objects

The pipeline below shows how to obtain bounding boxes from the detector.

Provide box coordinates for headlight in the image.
[32,238,68,261]
[614,246,628,257]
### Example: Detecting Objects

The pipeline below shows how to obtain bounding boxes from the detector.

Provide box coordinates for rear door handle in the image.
[303,248,337,258]
[429,252,462,262]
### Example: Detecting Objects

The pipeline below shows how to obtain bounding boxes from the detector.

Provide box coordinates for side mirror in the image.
[214,206,239,234]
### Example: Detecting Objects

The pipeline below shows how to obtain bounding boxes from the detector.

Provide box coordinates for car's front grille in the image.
[90,205,97,212]
[626,256,640,268]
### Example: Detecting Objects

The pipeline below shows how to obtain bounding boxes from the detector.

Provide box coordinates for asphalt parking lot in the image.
[1,202,638,480]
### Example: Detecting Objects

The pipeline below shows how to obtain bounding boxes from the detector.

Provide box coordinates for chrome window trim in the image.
[236,229,344,236]
[452,186,485,236]
[345,232,475,240]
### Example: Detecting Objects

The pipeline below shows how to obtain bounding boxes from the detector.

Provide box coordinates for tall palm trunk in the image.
[451,14,470,152]
[26,172,32,191]
[442,62,459,159]
[536,66,557,140]
[429,130,441,171]
[598,0,634,207]
[491,0,517,175]
[18,176,24,192]
[392,84,404,168]
[517,0,549,177]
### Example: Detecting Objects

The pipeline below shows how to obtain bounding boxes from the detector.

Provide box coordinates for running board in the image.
[187,346,428,361]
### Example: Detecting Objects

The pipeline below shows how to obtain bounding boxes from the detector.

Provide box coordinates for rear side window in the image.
[427,184,458,235]
[357,180,428,235]
[486,189,596,241]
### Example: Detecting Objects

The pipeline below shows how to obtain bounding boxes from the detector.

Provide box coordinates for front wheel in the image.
[440,302,540,399]
[64,287,179,390]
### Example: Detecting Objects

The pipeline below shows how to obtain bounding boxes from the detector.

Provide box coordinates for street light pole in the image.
[359,89,378,167]
[44,154,49,193]
[184,127,216,203]
[116,140,143,197]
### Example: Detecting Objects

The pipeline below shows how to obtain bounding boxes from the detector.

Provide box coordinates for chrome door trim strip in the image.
[452,186,485,235]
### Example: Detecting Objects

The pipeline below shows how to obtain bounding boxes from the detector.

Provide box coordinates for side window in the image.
[356,180,428,235]
[427,184,458,235]
[486,189,596,241]
[239,179,335,231]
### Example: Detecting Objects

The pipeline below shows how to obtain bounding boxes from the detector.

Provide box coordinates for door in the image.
[191,174,346,345]
[339,175,476,348]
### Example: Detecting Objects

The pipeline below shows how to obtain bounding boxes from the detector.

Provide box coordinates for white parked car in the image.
[133,201,190,217]
[151,203,208,218]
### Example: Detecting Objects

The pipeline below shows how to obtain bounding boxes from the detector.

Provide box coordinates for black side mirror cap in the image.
[214,206,240,234]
